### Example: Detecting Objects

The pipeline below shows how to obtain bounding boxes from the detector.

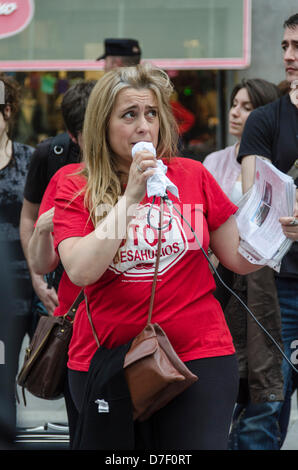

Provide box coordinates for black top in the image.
[73,341,134,450]
[23,133,81,292]
[0,142,35,314]
[24,134,80,204]
[238,94,298,278]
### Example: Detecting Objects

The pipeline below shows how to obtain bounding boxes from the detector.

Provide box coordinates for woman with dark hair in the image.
[0,73,35,427]
[204,78,280,202]
[203,79,285,450]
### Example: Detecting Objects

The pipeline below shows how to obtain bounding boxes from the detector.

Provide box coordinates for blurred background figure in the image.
[0,219,15,449]
[204,78,281,204]
[19,80,96,448]
[0,73,35,432]
[97,38,142,71]
[20,80,96,314]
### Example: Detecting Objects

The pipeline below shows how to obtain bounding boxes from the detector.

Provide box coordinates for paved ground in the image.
[16,335,298,450]
[16,390,298,449]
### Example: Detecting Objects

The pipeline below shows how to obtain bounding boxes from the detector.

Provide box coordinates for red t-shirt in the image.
[53,157,238,371]
[37,163,83,317]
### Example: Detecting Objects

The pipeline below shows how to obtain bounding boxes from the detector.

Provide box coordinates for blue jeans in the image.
[277,278,298,444]
[229,277,298,450]
[228,401,282,450]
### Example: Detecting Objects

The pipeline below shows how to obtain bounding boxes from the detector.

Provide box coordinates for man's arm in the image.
[238,106,275,193]
[241,155,256,193]
[241,155,272,193]
[20,198,59,315]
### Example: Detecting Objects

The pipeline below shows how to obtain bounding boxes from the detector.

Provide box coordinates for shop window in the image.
[168,69,221,161]
[12,69,224,159]
[12,70,103,147]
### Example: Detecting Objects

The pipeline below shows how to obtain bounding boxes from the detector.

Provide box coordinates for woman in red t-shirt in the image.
[53,63,263,450]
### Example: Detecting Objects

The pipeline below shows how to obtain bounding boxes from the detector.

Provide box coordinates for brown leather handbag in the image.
[86,199,198,421]
[17,289,84,404]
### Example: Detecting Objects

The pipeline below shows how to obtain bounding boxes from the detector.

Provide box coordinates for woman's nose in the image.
[136,115,150,133]
[231,106,240,116]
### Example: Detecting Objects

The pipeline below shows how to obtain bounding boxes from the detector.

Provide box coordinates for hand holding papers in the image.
[236,157,297,271]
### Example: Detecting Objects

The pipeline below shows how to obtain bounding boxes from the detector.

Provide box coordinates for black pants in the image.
[68,354,239,450]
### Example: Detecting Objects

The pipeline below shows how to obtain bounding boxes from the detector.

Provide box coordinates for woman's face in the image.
[108,87,160,169]
[228,87,254,139]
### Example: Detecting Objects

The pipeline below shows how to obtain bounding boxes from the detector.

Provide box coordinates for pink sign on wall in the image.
[0,0,34,39]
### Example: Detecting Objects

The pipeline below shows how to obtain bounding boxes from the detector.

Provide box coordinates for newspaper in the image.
[236,156,296,271]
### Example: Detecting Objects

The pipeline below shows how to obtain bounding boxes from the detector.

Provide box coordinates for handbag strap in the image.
[85,197,165,347]
[85,292,100,348]
[147,198,164,324]
[64,289,84,321]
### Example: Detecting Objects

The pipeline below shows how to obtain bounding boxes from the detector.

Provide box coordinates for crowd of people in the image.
[0,14,298,451]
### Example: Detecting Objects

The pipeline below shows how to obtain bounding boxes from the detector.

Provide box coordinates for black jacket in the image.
[216,265,284,404]
[73,341,134,450]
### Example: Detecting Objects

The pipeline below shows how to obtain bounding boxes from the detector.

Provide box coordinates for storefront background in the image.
[9,68,222,160]
[1,0,250,157]
[1,0,297,159]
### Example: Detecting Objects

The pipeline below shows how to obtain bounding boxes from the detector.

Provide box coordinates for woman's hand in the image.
[124,150,157,204]
[35,207,54,234]
[31,272,59,316]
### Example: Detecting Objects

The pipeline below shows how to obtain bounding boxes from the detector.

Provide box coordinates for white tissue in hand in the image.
[131,141,156,158]
[131,141,179,199]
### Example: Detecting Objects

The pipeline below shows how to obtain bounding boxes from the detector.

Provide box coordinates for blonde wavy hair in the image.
[81,62,179,226]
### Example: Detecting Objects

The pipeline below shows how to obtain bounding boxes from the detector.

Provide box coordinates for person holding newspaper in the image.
[203,78,286,450]
[237,13,298,450]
